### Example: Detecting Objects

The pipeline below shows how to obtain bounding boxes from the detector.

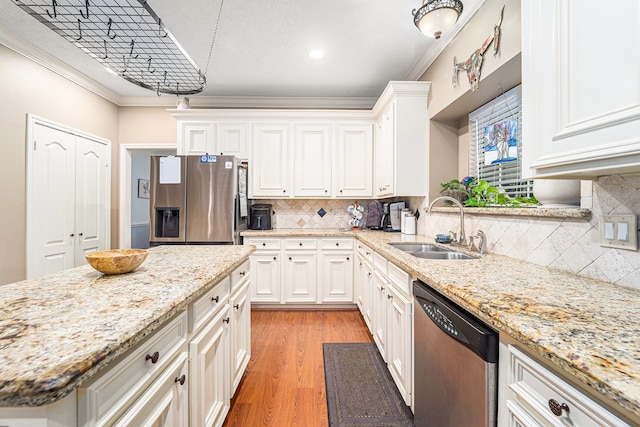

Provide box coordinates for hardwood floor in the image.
[223,309,373,427]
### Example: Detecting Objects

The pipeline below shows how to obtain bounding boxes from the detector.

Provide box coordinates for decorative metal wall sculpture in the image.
[452,5,504,92]
[12,0,206,95]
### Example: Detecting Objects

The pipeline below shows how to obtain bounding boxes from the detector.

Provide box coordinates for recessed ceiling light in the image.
[308,49,324,59]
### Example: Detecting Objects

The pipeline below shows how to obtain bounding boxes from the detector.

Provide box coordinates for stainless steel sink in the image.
[389,243,453,253]
[411,251,477,260]
[388,243,478,260]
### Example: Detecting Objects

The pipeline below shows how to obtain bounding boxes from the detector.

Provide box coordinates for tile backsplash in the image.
[259,174,640,290]
[421,174,640,290]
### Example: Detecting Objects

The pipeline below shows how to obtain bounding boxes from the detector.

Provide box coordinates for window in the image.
[468,85,533,198]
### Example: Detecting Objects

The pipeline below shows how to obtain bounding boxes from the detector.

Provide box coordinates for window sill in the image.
[426,206,591,220]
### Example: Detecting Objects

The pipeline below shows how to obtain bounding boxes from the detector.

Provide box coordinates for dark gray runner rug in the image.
[323,342,415,427]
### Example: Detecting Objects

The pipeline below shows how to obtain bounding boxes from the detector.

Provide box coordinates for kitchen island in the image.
[243,228,640,425]
[0,244,254,413]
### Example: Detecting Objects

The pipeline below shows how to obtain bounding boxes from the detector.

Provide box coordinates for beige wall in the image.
[0,44,119,285]
[419,0,521,196]
[118,107,177,145]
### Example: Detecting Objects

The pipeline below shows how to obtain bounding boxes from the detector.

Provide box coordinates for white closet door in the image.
[75,136,109,266]
[30,123,76,278]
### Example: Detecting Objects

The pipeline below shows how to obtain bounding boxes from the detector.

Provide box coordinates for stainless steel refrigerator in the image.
[149,155,248,245]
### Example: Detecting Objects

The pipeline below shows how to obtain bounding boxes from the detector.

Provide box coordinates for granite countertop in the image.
[243,228,640,422]
[0,245,254,407]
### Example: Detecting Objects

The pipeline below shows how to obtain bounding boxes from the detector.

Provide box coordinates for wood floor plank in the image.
[223,309,373,427]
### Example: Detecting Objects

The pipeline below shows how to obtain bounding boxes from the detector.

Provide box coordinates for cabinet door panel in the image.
[372,271,387,359]
[334,124,373,197]
[386,285,412,406]
[229,279,251,395]
[319,252,354,303]
[179,122,215,155]
[249,252,281,302]
[251,123,290,197]
[294,124,332,197]
[523,0,640,177]
[282,251,317,303]
[217,122,248,159]
[189,307,230,427]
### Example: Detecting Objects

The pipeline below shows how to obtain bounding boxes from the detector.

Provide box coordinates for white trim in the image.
[119,143,177,249]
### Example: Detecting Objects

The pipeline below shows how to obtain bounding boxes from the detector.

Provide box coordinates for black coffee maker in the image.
[249,204,272,230]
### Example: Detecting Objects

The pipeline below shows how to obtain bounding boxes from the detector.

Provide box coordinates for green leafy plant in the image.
[440,177,539,207]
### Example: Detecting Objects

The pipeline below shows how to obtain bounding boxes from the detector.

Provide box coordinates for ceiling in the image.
[0,0,482,107]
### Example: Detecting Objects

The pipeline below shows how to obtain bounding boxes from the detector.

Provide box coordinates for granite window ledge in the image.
[425,206,591,220]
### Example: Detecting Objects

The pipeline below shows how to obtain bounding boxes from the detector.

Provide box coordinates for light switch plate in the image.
[600,214,638,250]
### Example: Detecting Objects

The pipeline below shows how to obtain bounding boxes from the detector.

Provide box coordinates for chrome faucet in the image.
[468,230,486,254]
[427,196,466,246]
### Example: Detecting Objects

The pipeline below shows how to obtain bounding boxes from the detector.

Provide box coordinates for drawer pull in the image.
[145,351,159,364]
[548,399,574,425]
[175,374,186,386]
[239,271,246,276]
[211,296,219,303]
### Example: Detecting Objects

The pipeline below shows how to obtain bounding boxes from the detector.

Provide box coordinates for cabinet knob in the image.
[335,242,339,246]
[175,374,186,386]
[234,303,240,309]
[283,189,287,193]
[211,295,219,303]
[387,294,393,300]
[299,242,303,246]
[262,242,266,247]
[273,256,277,261]
[288,256,292,261]
[548,399,571,418]
[145,351,159,364]
[339,189,343,193]
[79,232,83,236]
[324,189,328,193]
[70,233,75,237]
[239,271,246,276]
[223,317,230,324]
[346,257,350,261]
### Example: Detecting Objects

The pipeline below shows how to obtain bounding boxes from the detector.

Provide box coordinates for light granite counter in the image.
[0,244,254,407]
[243,228,640,422]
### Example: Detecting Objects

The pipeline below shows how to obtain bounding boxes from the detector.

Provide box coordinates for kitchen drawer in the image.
[284,238,317,250]
[190,276,230,334]
[78,311,188,427]
[230,260,249,290]
[508,345,631,427]
[358,243,374,263]
[245,238,281,251]
[388,262,411,297]
[373,252,388,275]
[320,238,353,250]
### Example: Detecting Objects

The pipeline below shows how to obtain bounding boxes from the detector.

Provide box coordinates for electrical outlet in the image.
[600,214,638,250]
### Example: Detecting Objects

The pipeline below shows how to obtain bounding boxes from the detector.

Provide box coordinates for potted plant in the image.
[439,176,474,203]
[441,177,539,207]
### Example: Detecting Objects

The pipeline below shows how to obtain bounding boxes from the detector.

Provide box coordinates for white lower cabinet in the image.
[113,352,189,427]
[282,238,318,303]
[506,345,631,427]
[360,256,374,331]
[229,278,251,396]
[246,238,282,303]
[189,306,230,427]
[385,280,412,407]
[372,269,388,359]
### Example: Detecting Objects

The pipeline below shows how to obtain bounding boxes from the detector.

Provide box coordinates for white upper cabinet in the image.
[178,121,215,155]
[522,0,640,178]
[334,123,374,198]
[217,122,249,159]
[294,124,332,197]
[372,81,430,198]
[251,123,291,197]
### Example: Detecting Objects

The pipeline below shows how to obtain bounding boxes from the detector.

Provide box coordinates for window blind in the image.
[468,85,533,198]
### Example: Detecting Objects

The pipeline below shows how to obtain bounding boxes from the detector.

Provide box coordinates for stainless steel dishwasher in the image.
[413,280,498,427]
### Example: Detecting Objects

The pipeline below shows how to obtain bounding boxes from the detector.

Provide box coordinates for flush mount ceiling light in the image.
[412,0,463,39]
[12,0,207,95]
[308,49,324,59]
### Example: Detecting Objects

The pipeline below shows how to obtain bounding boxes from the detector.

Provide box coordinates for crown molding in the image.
[0,28,122,105]
[118,95,379,109]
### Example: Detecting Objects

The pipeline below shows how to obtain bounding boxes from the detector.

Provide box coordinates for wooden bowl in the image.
[86,249,149,275]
